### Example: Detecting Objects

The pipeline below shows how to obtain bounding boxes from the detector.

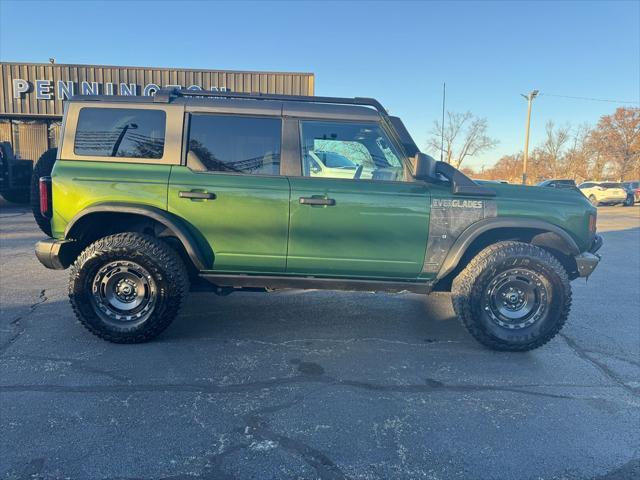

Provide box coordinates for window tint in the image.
[601,182,623,188]
[74,108,165,158]
[188,114,281,175]
[300,121,405,181]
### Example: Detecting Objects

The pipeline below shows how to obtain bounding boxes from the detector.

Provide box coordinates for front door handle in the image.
[179,190,216,200]
[299,196,336,206]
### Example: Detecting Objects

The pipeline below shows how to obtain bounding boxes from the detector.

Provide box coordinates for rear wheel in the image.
[69,232,189,343]
[452,241,571,351]
[30,148,57,237]
[588,195,599,207]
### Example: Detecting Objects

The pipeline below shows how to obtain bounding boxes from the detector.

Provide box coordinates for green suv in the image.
[34,89,602,350]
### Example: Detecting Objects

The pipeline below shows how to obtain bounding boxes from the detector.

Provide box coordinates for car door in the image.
[168,112,290,273]
[286,119,430,279]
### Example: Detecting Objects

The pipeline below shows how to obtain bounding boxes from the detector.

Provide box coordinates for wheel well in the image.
[433,227,579,291]
[65,212,198,278]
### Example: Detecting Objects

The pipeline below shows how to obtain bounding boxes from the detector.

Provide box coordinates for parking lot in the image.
[0,202,638,480]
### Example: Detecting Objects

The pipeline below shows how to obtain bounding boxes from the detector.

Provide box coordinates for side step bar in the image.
[199,273,433,294]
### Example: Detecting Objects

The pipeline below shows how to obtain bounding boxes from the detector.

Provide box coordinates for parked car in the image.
[538,179,577,190]
[622,180,640,206]
[473,179,509,184]
[0,141,32,203]
[578,181,628,206]
[33,89,602,352]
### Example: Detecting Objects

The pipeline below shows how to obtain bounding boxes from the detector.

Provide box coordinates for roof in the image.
[69,89,386,122]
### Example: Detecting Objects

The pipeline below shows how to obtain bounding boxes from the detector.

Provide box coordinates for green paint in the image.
[51,160,171,238]
[287,177,430,278]
[50,162,595,281]
[168,166,290,273]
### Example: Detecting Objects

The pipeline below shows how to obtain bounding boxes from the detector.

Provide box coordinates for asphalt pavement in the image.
[1,200,639,480]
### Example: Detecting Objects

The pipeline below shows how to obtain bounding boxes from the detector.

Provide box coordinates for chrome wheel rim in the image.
[91,260,157,325]
[483,268,547,330]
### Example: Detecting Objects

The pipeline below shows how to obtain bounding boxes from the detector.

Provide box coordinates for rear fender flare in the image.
[64,203,210,271]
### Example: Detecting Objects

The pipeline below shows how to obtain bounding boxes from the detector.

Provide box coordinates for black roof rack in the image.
[153,88,416,158]
[153,88,389,117]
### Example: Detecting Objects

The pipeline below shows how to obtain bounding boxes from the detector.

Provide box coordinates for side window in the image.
[299,121,405,181]
[579,182,592,188]
[188,114,281,175]
[74,108,165,159]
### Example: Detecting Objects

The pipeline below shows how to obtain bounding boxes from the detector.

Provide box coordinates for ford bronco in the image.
[33,89,602,350]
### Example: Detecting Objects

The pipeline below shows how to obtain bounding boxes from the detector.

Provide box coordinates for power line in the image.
[539,93,640,105]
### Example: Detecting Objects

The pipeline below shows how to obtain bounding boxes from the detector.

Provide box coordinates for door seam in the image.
[284,176,291,271]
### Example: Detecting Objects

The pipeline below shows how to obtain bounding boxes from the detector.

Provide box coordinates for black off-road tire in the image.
[30,148,57,237]
[69,232,189,343]
[451,241,571,352]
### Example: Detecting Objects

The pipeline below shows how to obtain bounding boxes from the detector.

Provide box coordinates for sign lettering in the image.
[12,78,231,100]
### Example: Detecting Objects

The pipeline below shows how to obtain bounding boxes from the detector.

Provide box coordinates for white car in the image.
[578,181,628,206]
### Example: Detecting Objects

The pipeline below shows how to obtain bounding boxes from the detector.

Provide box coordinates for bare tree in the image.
[428,111,498,169]
[540,121,570,178]
[451,106,638,183]
[562,123,591,181]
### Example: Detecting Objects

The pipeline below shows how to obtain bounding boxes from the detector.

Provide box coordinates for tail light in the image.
[588,212,597,235]
[39,176,52,218]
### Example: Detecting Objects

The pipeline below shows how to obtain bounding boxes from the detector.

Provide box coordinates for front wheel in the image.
[69,233,189,343]
[588,195,599,207]
[451,241,571,351]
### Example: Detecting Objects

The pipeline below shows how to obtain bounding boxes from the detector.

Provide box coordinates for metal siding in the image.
[0,62,314,117]
[0,120,11,143]
[16,121,48,162]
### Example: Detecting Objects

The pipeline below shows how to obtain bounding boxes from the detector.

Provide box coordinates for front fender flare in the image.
[436,217,581,280]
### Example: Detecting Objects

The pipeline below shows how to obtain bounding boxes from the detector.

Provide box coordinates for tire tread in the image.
[69,232,189,343]
[451,241,572,351]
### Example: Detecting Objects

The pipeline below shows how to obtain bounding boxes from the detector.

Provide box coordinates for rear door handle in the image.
[299,196,336,206]
[179,190,216,200]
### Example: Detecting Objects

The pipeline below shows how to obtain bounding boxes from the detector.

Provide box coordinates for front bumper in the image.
[35,239,77,270]
[574,234,603,278]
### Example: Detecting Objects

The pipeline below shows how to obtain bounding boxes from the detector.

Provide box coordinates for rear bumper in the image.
[35,239,77,270]
[574,234,603,278]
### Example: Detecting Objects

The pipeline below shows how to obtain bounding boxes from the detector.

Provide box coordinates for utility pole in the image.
[520,89,539,184]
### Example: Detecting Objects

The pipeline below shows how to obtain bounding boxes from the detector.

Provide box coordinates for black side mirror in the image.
[412,153,436,180]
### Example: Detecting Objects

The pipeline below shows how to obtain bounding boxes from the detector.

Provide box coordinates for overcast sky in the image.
[1,0,638,168]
